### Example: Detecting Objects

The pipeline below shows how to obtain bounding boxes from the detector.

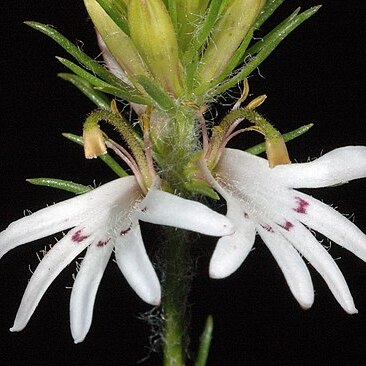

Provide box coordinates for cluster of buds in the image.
[84,0,265,104]
[26,1,319,193]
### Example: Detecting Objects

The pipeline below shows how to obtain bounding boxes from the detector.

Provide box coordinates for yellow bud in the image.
[83,124,107,159]
[128,0,184,96]
[84,0,149,78]
[198,0,266,83]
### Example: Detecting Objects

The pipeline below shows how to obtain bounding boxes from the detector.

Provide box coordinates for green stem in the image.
[162,228,192,366]
[195,315,214,366]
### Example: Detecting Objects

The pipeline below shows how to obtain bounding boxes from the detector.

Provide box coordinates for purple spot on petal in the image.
[120,227,131,236]
[97,238,111,247]
[293,196,309,214]
[243,211,249,219]
[141,206,148,213]
[261,224,274,233]
[72,229,89,243]
[280,221,294,231]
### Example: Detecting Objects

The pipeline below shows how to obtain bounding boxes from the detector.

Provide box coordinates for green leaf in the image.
[58,73,111,110]
[95,0,130,35]
[245,7,300,58]
[202,6,321,98]
[62,132,129,177]
[195,315,214,366]
[167,0,178,34]
[56,56,115,89]
[254,0,285,29]
[94,85,150,105]
[136,75,176,111]
[27,178,91,194]
[246,123,314,155]
[182,0,222,65]
[57,57,150,105]
[25,21,128,89]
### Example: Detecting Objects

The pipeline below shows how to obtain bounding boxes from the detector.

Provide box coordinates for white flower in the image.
[0,176,233,343]
[203,146,366,313]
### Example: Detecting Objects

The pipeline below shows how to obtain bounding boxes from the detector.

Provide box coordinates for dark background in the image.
[1,1,366,365]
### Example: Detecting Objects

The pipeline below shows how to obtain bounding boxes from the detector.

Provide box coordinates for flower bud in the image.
[128,0,184,96]
[198,0,266,83]
[84,0,149,78]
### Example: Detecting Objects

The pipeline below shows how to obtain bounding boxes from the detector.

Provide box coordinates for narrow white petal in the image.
[209,198,256,279]
[289,191,366,262]
[279,220,357,314]
[137,188,234,236]
[11,225,96,332]
[70,239,113,344]
[115,221,161,306]
[0,176,139,259]
[271,146,366,188]
[258,226,314,309]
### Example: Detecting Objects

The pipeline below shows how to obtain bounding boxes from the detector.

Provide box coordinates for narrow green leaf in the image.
[57,56,149,105]
[58,73,111,110]
[246,123,314,155]
[56,56,113,89]
[254,0,285,29]
[137,75,176,111]
[245,8,300,58]
[195,315,214,366]
[26,178,91,194]
[167,0,178,34]
[94,85,150,105]
[62,132,129,177]
[95,0,130,35]
[182,0,222,65]
[202,6,321,98]
[185,55,200,93]
[25,21,128,89]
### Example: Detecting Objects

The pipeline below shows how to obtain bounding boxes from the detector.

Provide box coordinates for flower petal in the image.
[271,146,366,188]
[209,198,256,279]
[10,225,96,332]
[0,176,139,259]
[114,220,161,306]
[279,220,357,314]
[289,191,366,262]
[70,239,113,344]
[137,187,234,236]
[257,225,314,309]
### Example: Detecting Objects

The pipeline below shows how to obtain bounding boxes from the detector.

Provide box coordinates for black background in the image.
[1,1,366,365]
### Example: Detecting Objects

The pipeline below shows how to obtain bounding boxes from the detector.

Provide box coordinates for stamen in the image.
[141,109,157,181]
[232,79,250,110]
[106,140,147,194]
[198,112,209,157]
[246,95,267,110]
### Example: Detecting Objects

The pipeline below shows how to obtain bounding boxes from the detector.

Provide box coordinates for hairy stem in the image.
[162,228,192,366]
